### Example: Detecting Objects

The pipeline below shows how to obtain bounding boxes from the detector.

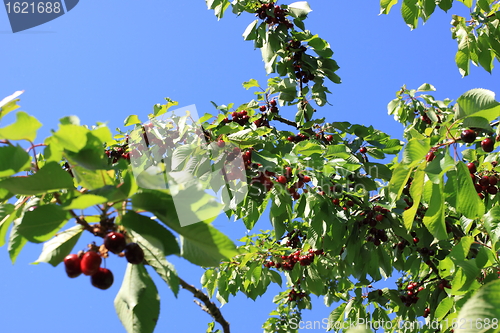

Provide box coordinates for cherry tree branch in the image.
[178,277,230,333]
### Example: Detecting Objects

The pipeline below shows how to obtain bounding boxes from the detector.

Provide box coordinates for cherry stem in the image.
[178,277,230,333]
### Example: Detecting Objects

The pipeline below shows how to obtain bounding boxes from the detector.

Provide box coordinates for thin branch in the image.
[178,277,230,333]
[52,192,94,233]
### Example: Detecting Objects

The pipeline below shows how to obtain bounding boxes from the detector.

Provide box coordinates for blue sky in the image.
[0,1,498,333]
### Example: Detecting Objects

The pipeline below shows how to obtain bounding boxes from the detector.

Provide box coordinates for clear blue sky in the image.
[0,1,498,333]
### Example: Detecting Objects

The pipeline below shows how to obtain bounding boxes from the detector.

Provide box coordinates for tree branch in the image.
[179,277,230,333]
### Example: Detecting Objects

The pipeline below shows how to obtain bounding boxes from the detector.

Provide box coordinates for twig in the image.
[179,277,230,333]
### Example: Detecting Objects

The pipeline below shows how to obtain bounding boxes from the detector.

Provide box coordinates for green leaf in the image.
[449,236,474,262]
[0,145,31,177]
[8,217,27,264]
[122,212,179,256]
[422,181,447,240]
[417,83,436,92]
[380,0,399,14]
[34,225,83,267]
[18,205,69,243]
[127,229,179,296]
[53,124,89,152]
[0,204,16,247]
[114,264,160,333]
[456,161,485,219]
[457,0,472,7]
[131,191,238,262]
[0,91,23,120]
[242,20,258,41]
[0,161,75,195]
[484,206,500,246]
[401,0,419,29]
[402,138,430,166]
[435,297,453,320]
[63,194,108,210]
[287,1,312,19]
[181,235,221,267]
[388,163,413,205]
[0,111,42,142]
[455,280,500,333]
[438,0,452,11]
[124,115,142,127]
[455,88,499,120]
[403,165,425,229]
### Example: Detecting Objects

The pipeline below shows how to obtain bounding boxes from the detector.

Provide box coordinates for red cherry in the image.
[302,175,311,182]
[91,268,114,290]
[325,135,333,142]
[124,243,145,264]
[231,111,239,119]
[359,147,367,154]
[64,254,82,278]
[467,162,477,174]
[270,99,277,106]
[479,176,490,187]
[375,214,384,222]
[425,152,435,162]
[277,175,287,184]
[332,198,340,205]
[217,140,225,148]
[104,232,127,254]
[481,138,494,152]
[413,237,419,243]
[259,105,267,111]
[488,186,498,195]
[292,192,300,200]
[460,129,477,143]
[81,251,102,276]
[346,200,354,207]
[490,176,498,186]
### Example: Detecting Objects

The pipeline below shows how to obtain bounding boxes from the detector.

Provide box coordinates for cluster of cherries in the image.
[105,144,130,163]
[286,132,310,143]
[468,162,499,199]
[287,287,307,302]
[259,98,279,114]
[222,110,250,126]
[255,2,293,29]
[285,40,315,84]
[263,248,324,271]
[63,232,144,290]
[399,281,425,307]
[460,129,496,152]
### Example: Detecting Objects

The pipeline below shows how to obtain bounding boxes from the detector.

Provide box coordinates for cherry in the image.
[479,176,490,187]
[104,232,127,254]
[91,268,114,290]
[490,176,498,186]
[270,99,277,107]
[217,140,225,148]
[413,237,419,243]
[259,105,267,111]
[359,147,367,154]
[488,186,498,195]
[277,175,287,184]
[81,251,102,276]
[302,175,311,182]
[124,243,145,264]
[460,129,476,143]
[467,162,477,174]
[287,136,295,142]
[481,137,494,152]
[425,152,435,162]
[375,214,384,222]
[325,135,333,142]
[346,200,354,207]
[332,198,340,205]
[292,192,300,200]
[63,254,82,278]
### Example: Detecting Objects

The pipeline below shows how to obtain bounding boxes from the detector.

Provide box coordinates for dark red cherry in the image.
[467,162,476,174]
[81,251,102,276]
[64,254,82,278]
[481,138,494,152]
[104,232,127,254]
[460,129,476,143]
[124,243,145,265]
[91,268,114,290]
